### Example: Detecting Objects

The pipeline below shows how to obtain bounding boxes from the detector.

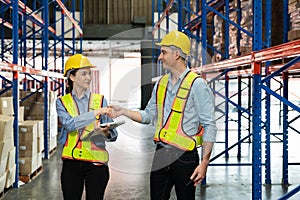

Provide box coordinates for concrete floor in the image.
[3,116,300,200]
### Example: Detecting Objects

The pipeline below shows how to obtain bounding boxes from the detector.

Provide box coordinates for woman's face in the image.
[70,67,92,90]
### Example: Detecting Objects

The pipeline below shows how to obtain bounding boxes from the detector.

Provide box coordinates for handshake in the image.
[93,105,125,119]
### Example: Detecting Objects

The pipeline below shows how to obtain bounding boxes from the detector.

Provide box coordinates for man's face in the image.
[158,46,177,70]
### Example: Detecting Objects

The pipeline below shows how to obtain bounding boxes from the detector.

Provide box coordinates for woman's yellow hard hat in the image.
[64,54,95,77]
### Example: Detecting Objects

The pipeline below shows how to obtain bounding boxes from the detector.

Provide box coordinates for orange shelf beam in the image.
[1,0,56,34]
[0,62,65,79]
[199,39,300,74]
[0,17,13,29]
[152,0,175,36]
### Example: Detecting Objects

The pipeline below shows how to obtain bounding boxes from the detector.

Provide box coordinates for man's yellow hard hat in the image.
[64,54,95,77]
[155,30,191,56]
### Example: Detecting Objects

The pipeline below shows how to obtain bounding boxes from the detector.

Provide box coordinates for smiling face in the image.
[158,46,178,71]
[70,67,92,91]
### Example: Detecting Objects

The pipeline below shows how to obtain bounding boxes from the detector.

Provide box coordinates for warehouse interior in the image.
[1,0,300,199]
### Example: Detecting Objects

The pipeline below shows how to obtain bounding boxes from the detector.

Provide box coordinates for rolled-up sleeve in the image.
[139,83,158,124]
[194,79,218,142]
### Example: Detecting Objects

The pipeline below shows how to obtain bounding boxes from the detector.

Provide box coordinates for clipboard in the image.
[80,120,125,141]
[99,120,125,129]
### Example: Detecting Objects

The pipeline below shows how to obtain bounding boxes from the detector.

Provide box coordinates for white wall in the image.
[89,54,141,108]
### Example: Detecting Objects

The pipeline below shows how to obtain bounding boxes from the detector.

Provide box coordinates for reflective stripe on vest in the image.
[60,93,109,163]
[154,71,204,151]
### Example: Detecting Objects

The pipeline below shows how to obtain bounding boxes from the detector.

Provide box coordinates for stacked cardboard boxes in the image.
[288,0,300,41]
[18,120,43,175]
[211,0,253,62]
[20,90,58,152]
[0,89,57,187]
[0,99,16,191]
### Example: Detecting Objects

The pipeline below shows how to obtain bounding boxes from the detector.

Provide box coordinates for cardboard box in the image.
[288,29,300,41]
[19,106,25,122]
[0,156,7,175]
[19,155,38,175]
[35,120,44,153]
[37,152,43,169]
[34,120,44,139]
[0,97,14,116]
[37,137,44,153]
[22,101,45,117]
[5,164,16,188]
[19,121,38,143]
[0,114,14,141]
[50,135,57,151]
[19,140,37,158]
[6,147,15,170]
[49,101,58,138]
[24,115,43,120]
[0,171,7,193]
[0,138,14,161]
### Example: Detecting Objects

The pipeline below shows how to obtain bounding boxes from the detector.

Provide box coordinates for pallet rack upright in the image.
[0,0,83,188]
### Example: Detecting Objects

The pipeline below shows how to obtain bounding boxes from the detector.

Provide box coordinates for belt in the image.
[156,143,197,153]
[62,158,104,166]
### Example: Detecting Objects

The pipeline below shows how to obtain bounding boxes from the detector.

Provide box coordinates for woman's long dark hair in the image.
[65,69,79,94]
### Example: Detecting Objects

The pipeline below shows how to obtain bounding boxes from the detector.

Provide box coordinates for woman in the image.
[56,54,117,200]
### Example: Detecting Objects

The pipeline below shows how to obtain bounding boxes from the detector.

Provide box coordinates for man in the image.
[110,31,217,200]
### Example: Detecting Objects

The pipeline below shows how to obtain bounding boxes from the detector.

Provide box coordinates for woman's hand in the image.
[94,121,110,138]
[94,107,112,118]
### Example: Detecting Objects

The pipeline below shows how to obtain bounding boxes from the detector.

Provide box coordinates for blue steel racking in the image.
[152,0,300,199]
[0,0,82,188]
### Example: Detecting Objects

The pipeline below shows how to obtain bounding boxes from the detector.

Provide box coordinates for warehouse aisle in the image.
[3,116,300,200]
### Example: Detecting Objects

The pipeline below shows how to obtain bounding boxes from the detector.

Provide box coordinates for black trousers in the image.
[150,145,199,200]
[61,159,109,200]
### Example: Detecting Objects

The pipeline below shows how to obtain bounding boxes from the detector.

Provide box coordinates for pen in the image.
[186,178,194,186]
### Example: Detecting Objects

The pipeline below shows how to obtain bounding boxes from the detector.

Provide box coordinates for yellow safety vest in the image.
[154,71,204,151]
[60,93,109,163]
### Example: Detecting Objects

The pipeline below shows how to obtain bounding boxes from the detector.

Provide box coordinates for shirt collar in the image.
[71,89,90,99]
[168,67,190,83]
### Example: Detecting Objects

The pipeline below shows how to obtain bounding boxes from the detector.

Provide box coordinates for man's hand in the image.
[189,142,213,186]
[107,105,124,118]
[189,161,209,186]
[107,105,143,123]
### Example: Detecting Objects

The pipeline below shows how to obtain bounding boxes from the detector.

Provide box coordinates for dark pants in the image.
[150,145,199,200]
[61,159,109,200]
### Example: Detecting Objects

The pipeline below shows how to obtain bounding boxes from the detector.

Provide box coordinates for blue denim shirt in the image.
[140,68,217,142]
[56,90,117,148]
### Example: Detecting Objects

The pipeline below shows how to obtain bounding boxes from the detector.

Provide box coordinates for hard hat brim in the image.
[64,66,96,77]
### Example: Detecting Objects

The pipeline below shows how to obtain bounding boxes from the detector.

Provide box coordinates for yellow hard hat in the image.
[155,30,191,56]
[64,54,95,77]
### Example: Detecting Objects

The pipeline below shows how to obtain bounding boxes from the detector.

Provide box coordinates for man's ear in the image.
[174,50,181,60]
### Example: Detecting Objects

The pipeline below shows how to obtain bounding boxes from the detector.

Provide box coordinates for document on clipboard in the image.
[99,120,125,129]
[80,120,125,141]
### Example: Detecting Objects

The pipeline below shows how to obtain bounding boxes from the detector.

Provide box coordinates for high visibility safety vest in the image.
[59,93,109,163]
[154,71,204,151]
